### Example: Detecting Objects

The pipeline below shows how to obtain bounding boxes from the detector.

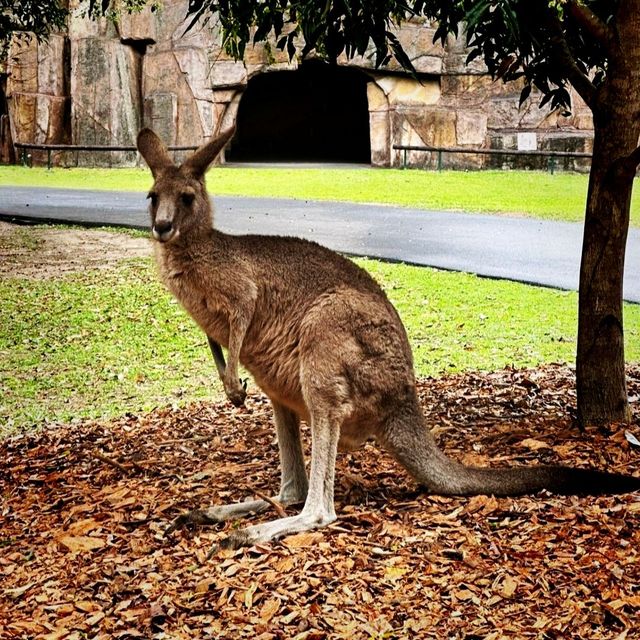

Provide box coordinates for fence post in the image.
[403,148,407,169]
[47,149,52,171]
[437,150,443,171]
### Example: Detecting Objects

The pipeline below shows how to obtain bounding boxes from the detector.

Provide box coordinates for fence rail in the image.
[14,141,594,173]
[14,142,200,169]
[393,144,593,173]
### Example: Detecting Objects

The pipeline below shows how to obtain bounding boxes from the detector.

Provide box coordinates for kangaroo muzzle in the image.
[152,199,178,242]
[152,220,176,242]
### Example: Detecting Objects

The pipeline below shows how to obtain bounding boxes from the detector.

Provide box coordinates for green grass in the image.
[1,259,220,435]
[2,250,639,435]
[2,165,639,226]
[358,259,639,375]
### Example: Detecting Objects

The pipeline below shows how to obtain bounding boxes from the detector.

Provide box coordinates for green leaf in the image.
[519,82,532,107]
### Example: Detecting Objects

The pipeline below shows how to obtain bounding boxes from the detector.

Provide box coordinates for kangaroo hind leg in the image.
[214,391,345,551]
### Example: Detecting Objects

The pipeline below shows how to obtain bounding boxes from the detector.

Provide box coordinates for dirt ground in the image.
[0,221,151,279]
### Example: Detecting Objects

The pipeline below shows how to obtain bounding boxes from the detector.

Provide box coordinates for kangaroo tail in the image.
[423,455,640,496]
[384,412,640,497]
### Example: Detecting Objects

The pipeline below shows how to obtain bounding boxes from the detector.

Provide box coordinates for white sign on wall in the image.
[517,132,538,151]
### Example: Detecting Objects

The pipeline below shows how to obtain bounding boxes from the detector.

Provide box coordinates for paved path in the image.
[1,185,639,302]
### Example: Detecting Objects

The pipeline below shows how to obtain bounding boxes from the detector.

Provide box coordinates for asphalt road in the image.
[1,185,639,303]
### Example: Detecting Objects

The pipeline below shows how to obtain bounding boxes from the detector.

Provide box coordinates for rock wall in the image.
[4,2,594,169]
[375,29,593,171]
[5,34,70,165]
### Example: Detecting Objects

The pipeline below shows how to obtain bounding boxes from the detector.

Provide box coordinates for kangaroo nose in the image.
[154,221,173,235]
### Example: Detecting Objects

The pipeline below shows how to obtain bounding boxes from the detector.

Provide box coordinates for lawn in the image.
[2,227,639,435]
[2,164,639,226]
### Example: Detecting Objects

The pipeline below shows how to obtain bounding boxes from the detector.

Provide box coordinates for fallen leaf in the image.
[384,565,409,581]
[41,630,68,640]
[259,597,280,623]
[75,601,100,613]
[283,531,324,548]
[67,518,102,535]
[518,438,550,451]
[4,582,35,599]
[195,579,215,593]
[58,535,105,553]
[86,611,106,626]
[624,430,640,447]
[244,582,258,609]
[500,575,518,598]
[465,494,499,514]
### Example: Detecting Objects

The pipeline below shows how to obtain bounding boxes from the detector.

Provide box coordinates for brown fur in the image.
[138,128,639,550]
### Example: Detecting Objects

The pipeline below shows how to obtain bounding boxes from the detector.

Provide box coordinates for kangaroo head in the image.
[137,127,235,244]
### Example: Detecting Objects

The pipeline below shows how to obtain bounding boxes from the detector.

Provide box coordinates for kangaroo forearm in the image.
[224,301,256,378]
[224,330,244,381]
[207,336,226,377]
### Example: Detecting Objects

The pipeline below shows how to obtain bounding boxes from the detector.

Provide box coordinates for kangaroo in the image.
[137,127,640,552]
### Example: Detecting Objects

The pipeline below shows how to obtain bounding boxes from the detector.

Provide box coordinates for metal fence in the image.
[14,142,200,170]
[393,144,593,174]
[14,141,594,173]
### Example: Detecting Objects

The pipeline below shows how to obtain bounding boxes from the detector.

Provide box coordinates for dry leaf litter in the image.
[1,365,640,639]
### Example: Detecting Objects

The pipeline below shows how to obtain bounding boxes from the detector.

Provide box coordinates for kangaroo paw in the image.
[223,379,247,406]
[165,508,222,537]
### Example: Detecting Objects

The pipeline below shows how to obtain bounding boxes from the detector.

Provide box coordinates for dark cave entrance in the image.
[228,61,371,163]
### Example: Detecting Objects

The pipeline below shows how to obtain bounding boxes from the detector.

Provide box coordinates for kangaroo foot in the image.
[207,511,336,557]
[165,499,270,537]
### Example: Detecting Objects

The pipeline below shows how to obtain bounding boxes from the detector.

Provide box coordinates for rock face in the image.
[4,34,70,165]
[4,2,594,169]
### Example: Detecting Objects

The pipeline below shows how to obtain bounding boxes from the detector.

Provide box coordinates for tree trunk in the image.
[576,1,640,427]
[577,124,634,426]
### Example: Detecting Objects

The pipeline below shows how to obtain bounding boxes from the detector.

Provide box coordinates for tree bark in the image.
[577,124,634,426]
[576,0,640,427]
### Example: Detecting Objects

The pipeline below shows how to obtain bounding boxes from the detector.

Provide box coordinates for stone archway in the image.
[227,61,371,163]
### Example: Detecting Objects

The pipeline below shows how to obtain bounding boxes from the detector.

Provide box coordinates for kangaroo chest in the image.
[157,249,231,346]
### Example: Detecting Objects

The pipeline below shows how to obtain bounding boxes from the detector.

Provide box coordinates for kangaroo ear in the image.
[137,128,174,177]
[183,126,236,177]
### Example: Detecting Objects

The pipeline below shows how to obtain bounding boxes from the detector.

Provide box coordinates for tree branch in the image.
[544,10,597,106]
[566,0,614,53]
[250,489,288,518]
[93,450,131,474]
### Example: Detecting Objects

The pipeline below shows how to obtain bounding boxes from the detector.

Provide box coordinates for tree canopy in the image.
[0,0,66,58]
[184,1,624,116]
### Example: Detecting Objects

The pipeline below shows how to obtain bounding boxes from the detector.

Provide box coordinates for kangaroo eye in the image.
[181,192,195,206]
[147,192,158,207]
